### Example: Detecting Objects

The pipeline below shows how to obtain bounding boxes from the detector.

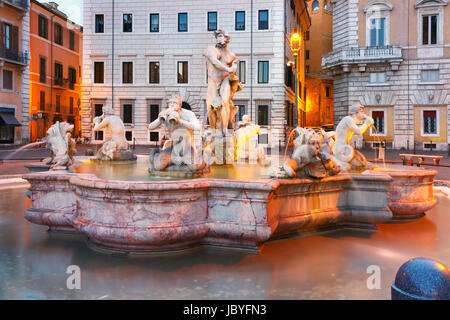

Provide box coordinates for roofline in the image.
[30,0,83,31]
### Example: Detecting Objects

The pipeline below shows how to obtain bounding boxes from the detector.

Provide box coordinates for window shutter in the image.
[12,26,19,52]
[0,22,4,47]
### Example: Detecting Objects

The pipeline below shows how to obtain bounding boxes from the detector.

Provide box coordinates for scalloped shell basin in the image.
[22,156,437,253]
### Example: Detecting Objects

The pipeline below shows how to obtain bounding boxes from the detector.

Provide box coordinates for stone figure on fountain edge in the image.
[148,95,208,174]
[204,29,243,135]
[93,105,134,161]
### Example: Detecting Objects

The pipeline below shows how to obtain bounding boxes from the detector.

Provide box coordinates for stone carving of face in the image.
[168,96,182,112]
[215,31,229,48]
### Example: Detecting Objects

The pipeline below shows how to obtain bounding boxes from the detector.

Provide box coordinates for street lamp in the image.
[289,32,301,127]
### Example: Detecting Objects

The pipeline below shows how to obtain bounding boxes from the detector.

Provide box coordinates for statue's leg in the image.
[220,80,231,135]
[207,106,217,130]
[154,149,172,171]
[350,150,367,169]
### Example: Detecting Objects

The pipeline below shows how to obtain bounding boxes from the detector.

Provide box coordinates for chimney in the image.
[48,2,59,10]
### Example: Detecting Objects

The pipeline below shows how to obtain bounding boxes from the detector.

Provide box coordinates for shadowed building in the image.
[0,0,30,145]
[29,0,83,142]
[323,0,450,151]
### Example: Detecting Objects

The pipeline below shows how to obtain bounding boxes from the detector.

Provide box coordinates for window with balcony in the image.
[150,14,159,32]
[177,61,188,84]
[258,10,269,30]
[123,14,132,32]
[149,62,160,84]
[54,23,63,45]
[95,14,104,33]
[364,1,392,47]
[421,69,440,82]
[369,18,386,46]
[3,23,11,50]
[94,62,104,84]
[122,62,133,84]
[68,67,76,90]
[208,12,217,31]
[235,11,245,31]
[38,15,48,39]
[40,57,46,84]
[178,13,188,32]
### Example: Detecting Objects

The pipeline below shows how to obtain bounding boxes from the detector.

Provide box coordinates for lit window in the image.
[421,70,440,82]
[177,61,188,83]
[423,110,437,135]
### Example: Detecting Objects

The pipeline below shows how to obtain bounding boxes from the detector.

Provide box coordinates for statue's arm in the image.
[347,117,373,136]
[179,113,201,131]
[204,47,233,73]
[94,118,108,131]
[148,118,162,130]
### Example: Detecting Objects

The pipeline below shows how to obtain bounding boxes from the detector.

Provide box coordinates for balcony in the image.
[2,0,29,11]
[322,45,403,73]
[0,44,28,66]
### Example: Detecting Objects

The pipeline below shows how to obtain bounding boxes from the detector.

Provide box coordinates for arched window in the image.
[312,0,320,11]
[324,1,328,10]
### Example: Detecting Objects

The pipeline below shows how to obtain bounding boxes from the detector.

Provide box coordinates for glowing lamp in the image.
[290,32,301,56]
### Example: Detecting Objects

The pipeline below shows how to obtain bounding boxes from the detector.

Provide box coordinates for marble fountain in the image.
[22,31,437,254]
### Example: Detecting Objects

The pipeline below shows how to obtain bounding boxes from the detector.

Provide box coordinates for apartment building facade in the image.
[29,0,83,142]
[0,0,30,145]
[323,0,450,151]
[304,0,334,129]
[82,0,310,147]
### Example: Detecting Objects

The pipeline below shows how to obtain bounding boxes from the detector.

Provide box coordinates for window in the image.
[150,132,159,142]
[3,24,11,50]
[326,106,331,118]
[94,104,103,117]
[55,95,61,113]
[306,65,310,73]
[125,131,133,141]
[149,62,160,84]
[423,110,437,135]
[258,10,269,30]
[69,97,74,114]
[208,12,217,31]
[68,67,76,90]
[235,11,245,31]
[69,30,75,51]
[177,61,188,84]
[324,1,328,10]
[40,57,46,83]
[149,104,160,122]
[40,91,45,111]
[305,31,310,41]
[54,63,63,86]
[369,18,386,46]
[329,3,333,12]
[122,62,133,84]
[423,15,438,45]
[372,111,385,134]
[38,15,48,38]
[312,0,319,11]
[421,69,440,82]
[122,104,133,124]
[258,61,269,84]
[235,104,246,122]
[325,86,331,98]
[150,14,159,32]
[54,23,63,45]
[2,70,13,90]
[95,14,104,33]
[369,72,387,84]
[258,104,269,126]
[236,61,246,84]
[305,50,310,60]
[94,62,104,84]
[123,14,132,32]
[178,13,188,32]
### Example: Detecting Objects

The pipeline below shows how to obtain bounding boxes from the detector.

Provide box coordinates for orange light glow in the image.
[290,32,301,54]
[437,263,447,271]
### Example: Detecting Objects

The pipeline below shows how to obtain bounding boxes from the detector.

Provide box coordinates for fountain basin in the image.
[22,165,437,254]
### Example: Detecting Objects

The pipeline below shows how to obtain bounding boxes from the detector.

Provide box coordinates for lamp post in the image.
[290,32,301,127]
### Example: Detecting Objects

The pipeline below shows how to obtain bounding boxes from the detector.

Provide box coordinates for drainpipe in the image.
[250,0,253,121]
[112,0,115,109]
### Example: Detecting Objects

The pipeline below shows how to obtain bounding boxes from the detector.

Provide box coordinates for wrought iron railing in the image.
[0,44,28,65]
[4,0,29,10]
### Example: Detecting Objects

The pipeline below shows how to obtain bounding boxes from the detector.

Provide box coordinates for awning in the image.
[0,112,22,127]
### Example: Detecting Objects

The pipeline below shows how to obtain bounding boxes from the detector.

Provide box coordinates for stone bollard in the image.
[391,257,450,300]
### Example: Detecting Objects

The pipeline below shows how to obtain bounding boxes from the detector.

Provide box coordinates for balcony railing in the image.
[322,45,403,70]
[0,44,28,65]
[3,0,29,11]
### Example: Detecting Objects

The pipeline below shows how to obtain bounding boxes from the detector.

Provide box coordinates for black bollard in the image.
[391,257,450,300]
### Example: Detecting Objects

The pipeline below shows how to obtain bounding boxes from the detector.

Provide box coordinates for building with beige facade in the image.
[323,0,450,151]
[0,0,30,145]
[304,0,334,129]
[81,0,310,147]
